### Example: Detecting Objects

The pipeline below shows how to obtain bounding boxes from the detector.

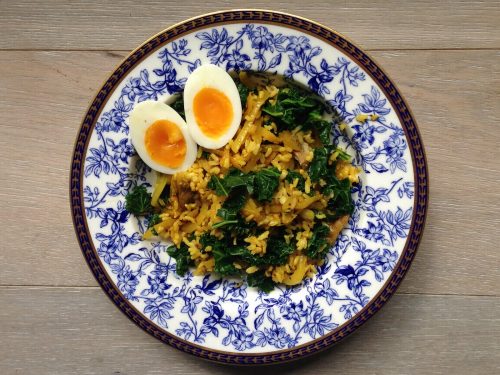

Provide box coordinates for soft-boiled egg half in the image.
[129,101,197,174]
[183,64,242,149]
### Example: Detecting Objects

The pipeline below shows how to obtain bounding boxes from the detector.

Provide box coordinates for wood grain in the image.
[1,0,499,51]
[0,287,498,375]
[0,51,125,287]
[1,2,499,371]
[1,50,499,295]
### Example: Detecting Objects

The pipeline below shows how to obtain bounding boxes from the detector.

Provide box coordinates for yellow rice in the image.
[145,84,359,285]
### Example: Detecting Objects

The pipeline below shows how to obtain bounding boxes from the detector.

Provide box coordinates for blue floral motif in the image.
[398,182,415,199]
[144,297,174,326]
[83,24,415,352]
[359,86,391,117]
[224,40,251,71]
[197,25,286,72]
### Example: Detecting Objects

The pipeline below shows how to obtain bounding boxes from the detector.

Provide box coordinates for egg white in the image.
[129,100,197,174]
[183,64,242,149]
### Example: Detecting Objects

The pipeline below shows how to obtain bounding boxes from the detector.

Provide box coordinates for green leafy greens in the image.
[309,147,329,182]
[207,167,280,202]
[125,185,153,215]
[305,223,330,259]
[126,79,357,293]
[147,213,162,235]
[197,232,289,291]
[207,168,255,196]
[166,242,193,276]
[262,85,340,145]
[323,174,355,220]
[253,167,280,202]
[247,271,276,293]
[308,146,355,220]
[235,79,250,107]
[285,169,306,192]
[212,188,256,236]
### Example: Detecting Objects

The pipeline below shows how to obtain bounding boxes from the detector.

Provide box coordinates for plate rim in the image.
[69,9,429,365]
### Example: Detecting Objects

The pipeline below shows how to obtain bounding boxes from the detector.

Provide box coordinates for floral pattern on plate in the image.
[77,19,421,355]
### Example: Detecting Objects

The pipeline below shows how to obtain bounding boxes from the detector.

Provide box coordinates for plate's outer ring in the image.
[70,9,428,365]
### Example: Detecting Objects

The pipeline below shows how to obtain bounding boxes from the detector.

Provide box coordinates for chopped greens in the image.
[207,168,255,196]
[212,188,248,229]
[208,167,280,203]
[260,236,294,265]
[323,175,355,220]
[262,85,339,146]
[198,232,282,292]
[127,76,357,293]
[253,167,280,202]
[125,185,153,215]
[285,169,306,192]
[306,223,330,259]
[309,147,329,182]
[147,213,162,235]
[235,79,250,107]
[247,271,276,293]
[166,242,193,276]
[213,246,240,276]
[308,146,355,220]
[332,147,351,161]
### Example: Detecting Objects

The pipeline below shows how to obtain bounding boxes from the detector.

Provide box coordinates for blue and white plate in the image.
[70,10,428,364]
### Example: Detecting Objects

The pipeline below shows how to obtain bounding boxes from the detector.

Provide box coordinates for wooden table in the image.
[1,1,499,374]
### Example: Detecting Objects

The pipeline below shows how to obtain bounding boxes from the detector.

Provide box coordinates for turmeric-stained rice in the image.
[129,74,358,292]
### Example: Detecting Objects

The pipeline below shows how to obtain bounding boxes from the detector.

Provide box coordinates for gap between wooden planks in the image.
[0,288,498,375]
[0,0,499,50]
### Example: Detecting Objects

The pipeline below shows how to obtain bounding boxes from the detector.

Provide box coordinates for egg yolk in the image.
[193,87,234,138]
[145,120,186,168]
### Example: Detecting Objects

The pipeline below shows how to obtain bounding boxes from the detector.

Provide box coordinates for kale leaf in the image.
[147,213,162,235]
[201,233,241,277]
[307,146,355,219]
[208,167,279,202]
[253,167,280,202]
[236,235,293,266]
[262,86,317,130]
[235,80,249,107]
[246,271,276,293]
[303,108,332,145]
[199,233,222,251]
[212,245,240,276]
[125,185,153,215]
[213,212,257,237]
[305,223,330,259]
[207,168,255,196]
[323,174,355,220]
[262,85,339,146]
[261,84,346,147]
[212,187,248,229]
[207,175,229,196]
[198,230,289,291]
[166,242,193,276]
[309,147,329,182]
[285,169,306,192]
[148,213,161,228]
[263,236,294,265]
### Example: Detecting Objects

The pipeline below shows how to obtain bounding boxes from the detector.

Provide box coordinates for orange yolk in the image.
[145,120,186,168]
[193,87,233,138]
